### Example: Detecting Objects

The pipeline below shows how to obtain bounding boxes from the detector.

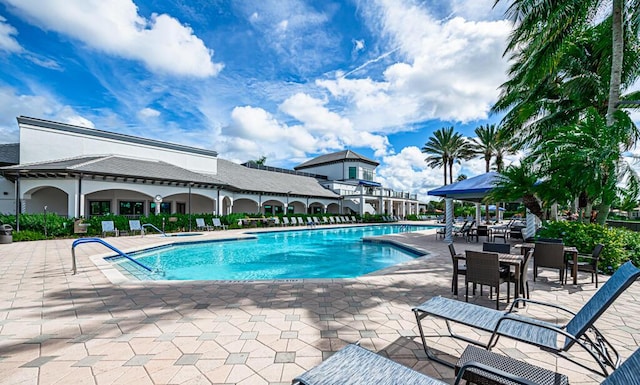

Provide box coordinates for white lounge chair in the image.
[128,220,142,235]
[101,220,117,237]
[321,217,329,225]
[212,217,227,230]
[296,217,305,226]
[196,218,213,231]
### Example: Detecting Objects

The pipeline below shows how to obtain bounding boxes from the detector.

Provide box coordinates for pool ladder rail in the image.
[141,223,166,236]
[71,237,153,275]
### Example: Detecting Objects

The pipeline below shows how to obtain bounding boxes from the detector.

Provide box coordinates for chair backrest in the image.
[483,242,511,254]
[212,218,223,227]
[564,261,640,350]
[297,217,305,225]
[329,217,335,223]
[129,220,141,231]
[101,220,114,232]
[465,251,500,286]
[592,243,604,259]
[283,217,290,225]
[602,347,640,385]
[196,218,205,227]
[448,243,457,259]
[536,237,563,243]
[533,242,565,269]
[322,217,329,223]
[476,225,490,236]
[272,217,280,225]
[464,220,476,233]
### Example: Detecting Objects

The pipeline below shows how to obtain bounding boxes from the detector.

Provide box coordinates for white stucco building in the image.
[0,117,421,218]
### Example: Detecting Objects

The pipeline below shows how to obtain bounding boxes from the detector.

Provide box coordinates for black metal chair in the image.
[565,244,604,287]
[448,243,466,295]
[465,250,510,309]
[533,241,566,283]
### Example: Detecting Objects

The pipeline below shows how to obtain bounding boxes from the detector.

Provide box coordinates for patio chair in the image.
[329,216,336,224]
[101,220,117,237]
[212,217,227,230]
[322,217,329,225]
[448,243,466,295]
[465,251,511,309]
[297,217,305,226]
[533,242,566,283]
[412,261,640,376]
[292,343,538,385]
[565,243,604,287]
[469,224,491,242]
[128,219,142,235]
[282,217,291,226]
[195,218,213,231]
[482,242,511,254]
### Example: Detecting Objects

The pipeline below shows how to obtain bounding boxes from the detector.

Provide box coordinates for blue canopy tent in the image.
[428,172,506,242]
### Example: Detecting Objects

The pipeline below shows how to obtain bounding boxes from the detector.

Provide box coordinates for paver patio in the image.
[1,223,638,384]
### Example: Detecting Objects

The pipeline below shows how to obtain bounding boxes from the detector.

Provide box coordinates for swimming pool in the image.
[116,225,435,281]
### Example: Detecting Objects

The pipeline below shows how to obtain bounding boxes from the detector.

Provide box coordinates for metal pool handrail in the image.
[71,237,152,275]
[141,223,165,236]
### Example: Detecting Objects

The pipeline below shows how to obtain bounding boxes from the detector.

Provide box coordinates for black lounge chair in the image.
[293,343,640,385]
[412,261,640,376]
[292,343,538,385]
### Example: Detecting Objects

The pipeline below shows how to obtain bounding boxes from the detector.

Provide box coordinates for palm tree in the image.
[492,9,640,222]
[422,127,468,185]
[469,124,497,222]
[487,159,545,220]
[494,0,639,129]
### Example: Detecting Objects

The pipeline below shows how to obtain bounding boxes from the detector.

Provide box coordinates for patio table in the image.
[454,252,525,303]
[514,243,579,285]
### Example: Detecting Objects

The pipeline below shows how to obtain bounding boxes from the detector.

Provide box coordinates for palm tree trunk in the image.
[606,0,623,127]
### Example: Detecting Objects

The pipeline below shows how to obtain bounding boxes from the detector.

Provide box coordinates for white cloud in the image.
[319,1,512,131]
[0,86,94,142]
[3,0,223,77]
[0,15,22,52]
[138,107,160,119]
[376,146,446,202]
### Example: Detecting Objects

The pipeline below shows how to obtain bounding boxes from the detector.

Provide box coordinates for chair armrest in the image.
[454,361,538,385]
[507,297,576,317]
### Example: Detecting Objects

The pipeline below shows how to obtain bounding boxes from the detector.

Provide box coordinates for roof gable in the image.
[294,150,379,170]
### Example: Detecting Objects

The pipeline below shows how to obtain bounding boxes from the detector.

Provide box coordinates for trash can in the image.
[0,224,13,244]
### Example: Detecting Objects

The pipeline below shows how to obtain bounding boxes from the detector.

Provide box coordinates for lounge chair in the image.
[412,261,640,376]
[101,220,117,237]
[322,217,329,225]
[292,343,544,385]
[350,215,359,223]
[335,217,342,224]
[282,217,291,226]
[328,216,336,224]
[212,217,227,230]
[297,217,305,226]
[195,218,213,231]
[312,217,320,226]
[128,219,142,235]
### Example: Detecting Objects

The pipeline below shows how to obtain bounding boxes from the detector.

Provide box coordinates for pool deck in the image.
[1,222,639,384]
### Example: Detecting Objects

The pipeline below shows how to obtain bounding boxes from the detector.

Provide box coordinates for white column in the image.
[551,203,558,221]
[445,198,454,243]
[525,209,536,240]
[475,202,481,225]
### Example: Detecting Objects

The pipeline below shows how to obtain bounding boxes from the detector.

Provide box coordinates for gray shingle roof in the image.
[0,143,19,166]
[2,155,225,185]
[2,155,340,199]
[294,150,379,170]
[215,159,339,198]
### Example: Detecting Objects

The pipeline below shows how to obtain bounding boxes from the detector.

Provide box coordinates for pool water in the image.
[121,225,435,281]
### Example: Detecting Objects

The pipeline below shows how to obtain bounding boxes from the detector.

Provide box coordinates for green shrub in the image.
[536,221,637,274]
[12,230,47,242]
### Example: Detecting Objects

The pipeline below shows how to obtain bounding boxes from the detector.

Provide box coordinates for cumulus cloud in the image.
[320,0,511,131]
[3,0,222,77]
[0,15,22,52]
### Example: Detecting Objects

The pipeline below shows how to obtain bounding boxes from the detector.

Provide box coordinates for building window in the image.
[150,202,171,214]
[263,205,273,215]
[348,166,357,179]
[176,202,186,214]
[363,169,373,181]
[90,201,111,216]
[119,201,144,216]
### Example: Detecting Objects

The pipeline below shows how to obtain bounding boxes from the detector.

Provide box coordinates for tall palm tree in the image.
[469,124,497,222]
[469,124,497,172]
[487,159,545,220]
[447,134,472,185]
[492,10,640,222]
[494,0,639,128]
[422,127,468,185]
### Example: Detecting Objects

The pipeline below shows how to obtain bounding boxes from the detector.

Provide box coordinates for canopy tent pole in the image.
[444,198,454,243]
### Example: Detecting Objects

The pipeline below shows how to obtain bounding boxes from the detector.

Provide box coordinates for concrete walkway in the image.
[0,223,638,384]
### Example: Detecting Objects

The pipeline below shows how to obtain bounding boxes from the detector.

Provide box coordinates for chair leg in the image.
[465,283,469,303]
[595,270,599,288]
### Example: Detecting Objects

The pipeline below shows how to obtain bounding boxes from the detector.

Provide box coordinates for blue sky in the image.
[0,0,530,200]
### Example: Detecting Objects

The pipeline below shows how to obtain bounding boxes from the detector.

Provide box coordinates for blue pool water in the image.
[119,225,434,281]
